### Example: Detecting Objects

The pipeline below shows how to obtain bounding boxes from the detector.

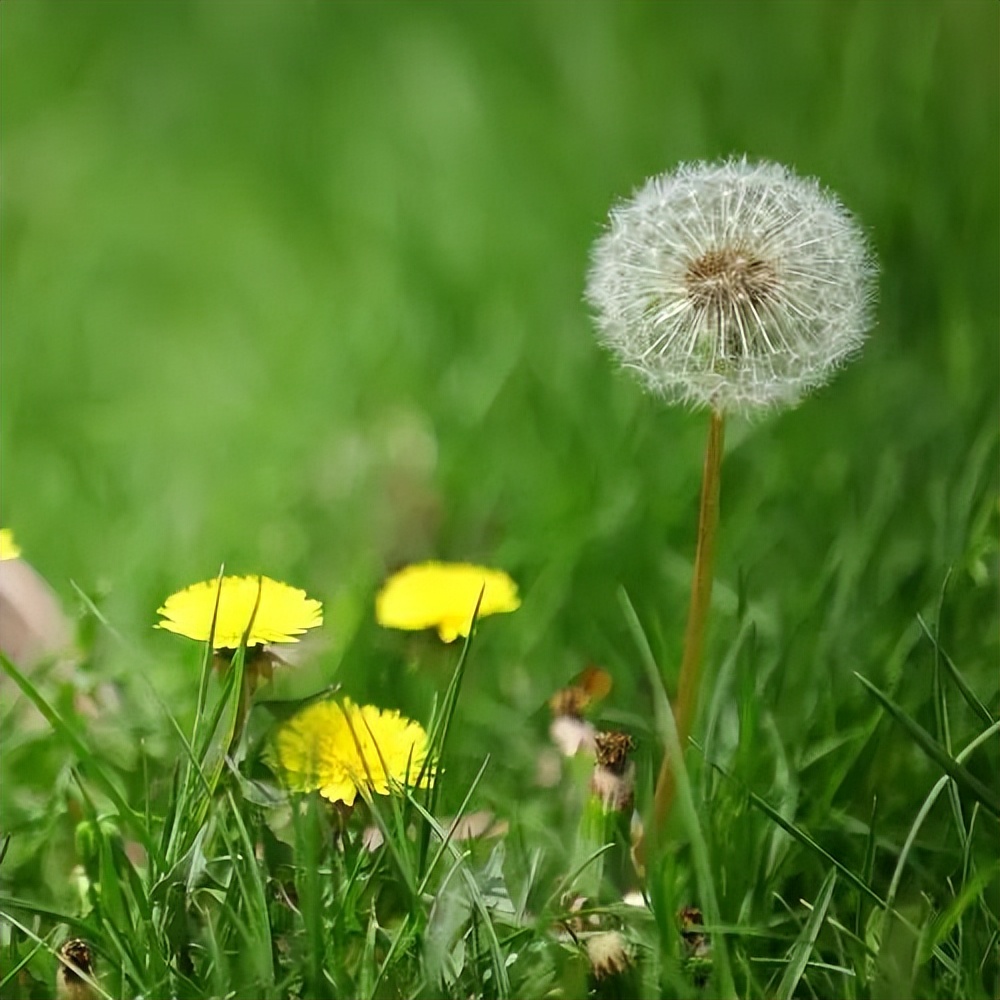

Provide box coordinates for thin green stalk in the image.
[652,408,725,841]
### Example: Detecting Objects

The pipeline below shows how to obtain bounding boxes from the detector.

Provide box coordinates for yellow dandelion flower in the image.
[375,561,520,642]
[273,698,432,806]
[155,575,322,649]
[0,528,22,561]
[344,701,434,797]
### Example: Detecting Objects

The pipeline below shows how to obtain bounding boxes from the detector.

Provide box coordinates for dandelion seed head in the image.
[586,158,877,413]
[586,930,634,981]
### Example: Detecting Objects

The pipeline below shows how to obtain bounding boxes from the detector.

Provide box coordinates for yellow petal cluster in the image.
[155,575,322,649]
[273,698,432,805]
[375,562,520,642]
[0,529,22,561]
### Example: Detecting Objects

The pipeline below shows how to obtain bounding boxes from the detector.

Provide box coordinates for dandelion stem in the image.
[652,408,724,839]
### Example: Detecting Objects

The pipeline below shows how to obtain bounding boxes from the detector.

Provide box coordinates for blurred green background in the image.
[2,1,997,815]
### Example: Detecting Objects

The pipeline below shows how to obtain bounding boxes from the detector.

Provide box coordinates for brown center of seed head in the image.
[59,938,94,978]
[684,247,778,313]
[594,731,635,773]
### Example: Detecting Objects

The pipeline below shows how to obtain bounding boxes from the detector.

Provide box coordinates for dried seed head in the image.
[560,891,602,935]
[549,666,612,724]
[549,714,597,757]
[589,765,635,813]
[679,906,711,958]
[549,684,591,719]
[56,939,95,1000]
[594,731,635,774]
[678,906,713,986]
[586,158,877,413]
[590,732,636,812]
[586,930,634,980]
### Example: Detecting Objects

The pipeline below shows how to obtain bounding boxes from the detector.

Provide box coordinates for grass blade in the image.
[916,863,999,965]
[405,794,511,997]
[855,672,1000,818]
[619,587,737,1000]
[775,869,837,1000]
[709,755,884,908]
[0,652,158,861]
[416,587,484,872]
[916,613,994,727]
[884,719,1000,918]
[855,796,878,937]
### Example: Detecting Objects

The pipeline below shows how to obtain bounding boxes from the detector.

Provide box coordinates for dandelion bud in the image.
[73,821,100,870]
[74,817,121,871]
[586,158,877,413]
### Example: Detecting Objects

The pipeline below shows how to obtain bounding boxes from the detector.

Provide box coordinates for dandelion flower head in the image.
[0,529,22,561]
[376,561,520,642]
[273,697,432,805]
[155,575,322,649]
[586,158,877,413]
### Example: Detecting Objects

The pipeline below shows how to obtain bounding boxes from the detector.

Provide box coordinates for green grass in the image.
[1,2,998,998]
